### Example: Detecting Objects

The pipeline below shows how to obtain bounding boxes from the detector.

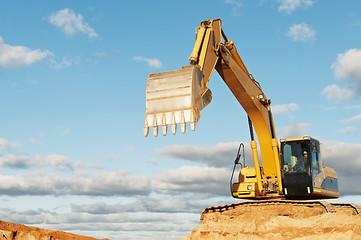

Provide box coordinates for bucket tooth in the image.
[181,123,186,134]
[171,113,177,135]
[153,116,158,137]
[162,114,167,136]
[144,116,149,137]
[190,111,196,131]
[181,112,186,134]
[153,125,158,137]
[190,122,196,131]
[172,124,177,135]
[162,125,167,136]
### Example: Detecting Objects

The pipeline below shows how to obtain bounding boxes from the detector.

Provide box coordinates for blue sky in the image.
[1,0,361,239]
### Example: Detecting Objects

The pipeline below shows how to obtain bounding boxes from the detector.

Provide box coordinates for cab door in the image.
[310,140,321,185]
[281,140,312,197]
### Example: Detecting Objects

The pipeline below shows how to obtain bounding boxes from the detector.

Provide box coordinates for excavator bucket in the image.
[144,65,212,137]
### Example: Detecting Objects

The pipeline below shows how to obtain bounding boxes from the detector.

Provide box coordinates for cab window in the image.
[282,141,309,173]
[310,141,321,181]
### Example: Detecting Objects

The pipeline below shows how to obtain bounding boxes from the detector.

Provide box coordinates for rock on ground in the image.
[0,221,109,240]
[181,203,361,240]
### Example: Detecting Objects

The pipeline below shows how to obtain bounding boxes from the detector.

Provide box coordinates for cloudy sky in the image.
[1,0,361,239]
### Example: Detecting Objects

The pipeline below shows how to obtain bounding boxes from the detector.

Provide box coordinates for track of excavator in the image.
[200,199,361,221]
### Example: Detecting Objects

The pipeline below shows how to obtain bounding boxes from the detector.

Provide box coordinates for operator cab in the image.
[280,136,338,199]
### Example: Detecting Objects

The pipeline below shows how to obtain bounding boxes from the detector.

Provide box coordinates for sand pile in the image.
[0,221,108,240]
[182,202,361,240]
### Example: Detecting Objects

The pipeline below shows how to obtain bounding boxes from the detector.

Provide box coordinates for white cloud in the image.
[94,51,108,57]
[277,122,311,138]
[0,207,193,239]
[49,8,98,38]
[152,165,230,195]
[71,194,215,214]
[286,23,316,42]
[146,158,159,165]
[132,56,162,69]
[332,48,361,81]
[44,154,73,171]
[0,145,100,171]
[272,103,299,115]
[0,36,52,69]
[0,170,150,196]
[29,137,40,144]
[0,153,72,170]
[0,138,19,151]
[0,154,34,168]
[49,57,72,70]
[224,0,243,8]
[322,84,354,101]
[322,141,361,195]
[323,49,361,101]
[337,126,359,136]
[96,155,120,161]
[55,126,71,136]
[346,105,361,110]
[224,0,244,15]
[278,0,314,14]
[155,142,245,167]
[342,114,361,123]
[73,161,104,170]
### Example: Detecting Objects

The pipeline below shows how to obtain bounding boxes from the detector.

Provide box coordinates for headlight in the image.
[247,185,252,190]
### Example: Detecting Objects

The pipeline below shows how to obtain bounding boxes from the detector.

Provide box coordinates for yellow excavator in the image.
[144,19,339,200]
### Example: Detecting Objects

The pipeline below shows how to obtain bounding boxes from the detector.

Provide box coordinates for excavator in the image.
[143,19,340,202]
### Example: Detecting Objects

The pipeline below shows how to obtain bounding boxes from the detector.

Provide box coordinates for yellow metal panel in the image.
[197,19,222,87]
[216,54,278,177]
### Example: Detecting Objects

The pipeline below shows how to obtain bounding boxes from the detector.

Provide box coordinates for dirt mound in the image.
[0,221,109,240]
[182,202,361,240]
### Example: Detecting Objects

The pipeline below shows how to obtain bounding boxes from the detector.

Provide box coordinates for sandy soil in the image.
[181,203,361,240]
[0,220,109,240]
